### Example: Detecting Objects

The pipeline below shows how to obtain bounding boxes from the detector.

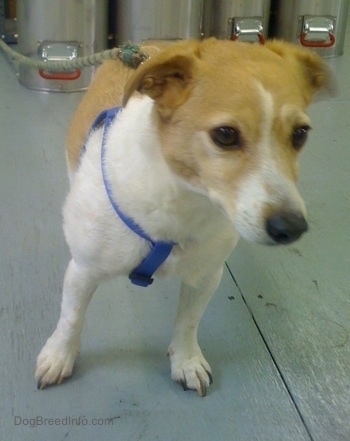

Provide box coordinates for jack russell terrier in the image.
[35,38,333,396]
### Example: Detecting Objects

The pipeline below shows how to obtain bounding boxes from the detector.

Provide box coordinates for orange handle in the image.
[300,31,335,48]
[39,69,81,80]
[233,33,265,44]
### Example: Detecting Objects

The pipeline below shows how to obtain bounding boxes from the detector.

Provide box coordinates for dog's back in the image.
[66,44,168,175]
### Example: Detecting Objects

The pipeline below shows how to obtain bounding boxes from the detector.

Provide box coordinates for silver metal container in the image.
[205,0,271,43]
[116,0,204,43]
[274,0,349,57]
[17,0,108,92]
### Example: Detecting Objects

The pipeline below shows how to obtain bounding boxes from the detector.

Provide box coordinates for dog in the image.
[35,38,332,396]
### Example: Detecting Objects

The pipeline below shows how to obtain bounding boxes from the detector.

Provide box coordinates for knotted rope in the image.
[0,40,149,71]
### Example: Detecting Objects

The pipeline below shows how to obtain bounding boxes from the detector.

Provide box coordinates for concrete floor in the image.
[1,27,350,441]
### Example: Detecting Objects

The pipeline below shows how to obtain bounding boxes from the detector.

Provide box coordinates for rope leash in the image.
[0,40,149,71]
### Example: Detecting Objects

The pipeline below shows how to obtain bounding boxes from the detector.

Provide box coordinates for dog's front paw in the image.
[35,331,80,390]
[168,346,213,397]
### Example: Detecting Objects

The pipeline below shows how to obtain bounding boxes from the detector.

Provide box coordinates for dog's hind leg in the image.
[167,268,223,397]
[35,259,98,389]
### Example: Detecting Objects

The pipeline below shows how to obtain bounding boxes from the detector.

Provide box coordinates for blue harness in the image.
[86,107,174,287]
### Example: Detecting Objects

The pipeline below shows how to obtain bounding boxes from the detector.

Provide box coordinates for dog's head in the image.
[123,39,333,245]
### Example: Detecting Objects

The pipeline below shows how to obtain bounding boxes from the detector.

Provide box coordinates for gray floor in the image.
[1,31,350,441]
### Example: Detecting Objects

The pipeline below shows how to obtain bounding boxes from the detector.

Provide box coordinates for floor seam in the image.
[225,262,315,441]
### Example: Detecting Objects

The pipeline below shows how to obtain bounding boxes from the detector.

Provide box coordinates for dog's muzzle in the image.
[266,212,308,244]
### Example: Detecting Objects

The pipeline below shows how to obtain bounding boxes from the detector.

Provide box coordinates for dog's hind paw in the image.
[169,349,213,397]
[35,333,80,390]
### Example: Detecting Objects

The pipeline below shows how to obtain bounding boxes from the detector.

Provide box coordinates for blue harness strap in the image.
[87,107,174,287]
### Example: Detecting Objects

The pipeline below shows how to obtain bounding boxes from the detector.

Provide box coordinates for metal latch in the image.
[229,17,265,44]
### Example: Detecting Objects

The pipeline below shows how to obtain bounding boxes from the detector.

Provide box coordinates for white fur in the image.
[234,85,307,243]
[64,97,236,276]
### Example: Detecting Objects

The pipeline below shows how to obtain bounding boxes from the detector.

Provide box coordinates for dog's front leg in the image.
[168,268,223,397]
[35,259,98,389]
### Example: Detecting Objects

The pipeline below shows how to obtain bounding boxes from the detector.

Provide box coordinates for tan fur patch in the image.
[67,38,329,189]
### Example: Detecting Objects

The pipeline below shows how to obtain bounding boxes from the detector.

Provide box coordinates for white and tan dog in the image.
[35,39,331,396]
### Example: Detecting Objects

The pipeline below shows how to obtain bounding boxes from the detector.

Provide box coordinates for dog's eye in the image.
[210,126,242,150]
[292,126,310,150]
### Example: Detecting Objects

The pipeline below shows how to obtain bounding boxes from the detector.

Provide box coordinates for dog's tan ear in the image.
[122,41,201,118]
[265,40,337,103]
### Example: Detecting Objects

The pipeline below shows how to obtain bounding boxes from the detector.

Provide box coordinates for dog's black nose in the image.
[266,213,308,244]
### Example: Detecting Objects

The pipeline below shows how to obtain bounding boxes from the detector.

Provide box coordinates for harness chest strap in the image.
[87,107,174,287]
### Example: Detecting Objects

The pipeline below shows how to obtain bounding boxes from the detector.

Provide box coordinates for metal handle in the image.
[37,41,81,80]
[300,16,336,48]
[39,69,81,80]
